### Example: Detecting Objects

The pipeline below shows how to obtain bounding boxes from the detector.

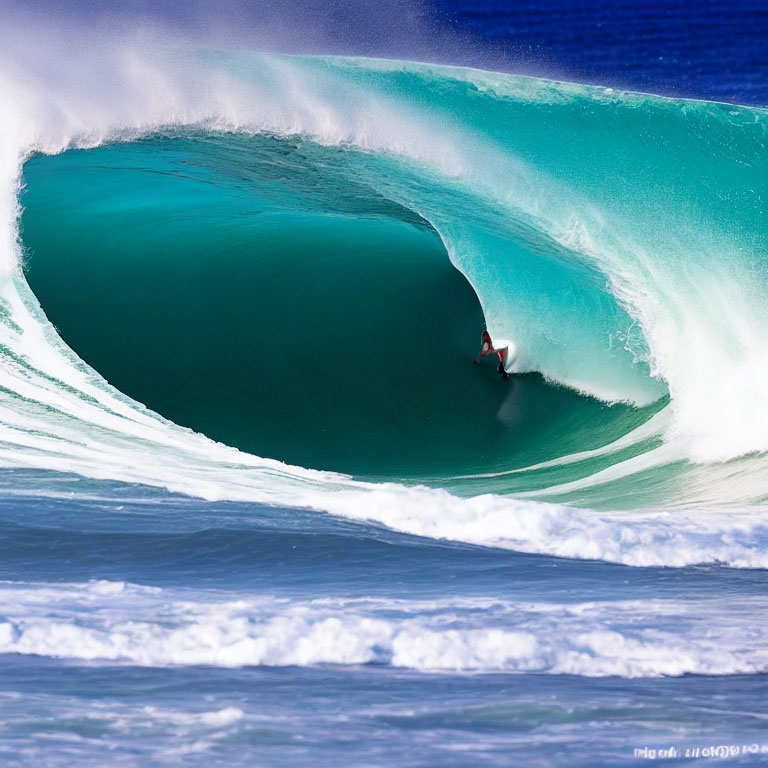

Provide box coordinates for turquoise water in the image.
[21,134,658,482]
[18,51,768,499]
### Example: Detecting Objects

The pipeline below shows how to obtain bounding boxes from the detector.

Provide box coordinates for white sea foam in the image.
[1,581,767,677]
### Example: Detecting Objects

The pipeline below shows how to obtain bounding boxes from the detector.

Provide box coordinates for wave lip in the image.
[2,581,768,677]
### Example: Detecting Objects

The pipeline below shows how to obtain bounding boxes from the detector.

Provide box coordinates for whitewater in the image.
[0,12,767,766]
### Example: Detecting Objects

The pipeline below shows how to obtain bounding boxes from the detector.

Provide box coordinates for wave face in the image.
[21,133,653,480]
[0,48,760,549]
[0,49,764,532]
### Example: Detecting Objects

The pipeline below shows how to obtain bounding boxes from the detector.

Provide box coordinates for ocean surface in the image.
[437,0,768,106]
[1,2,768,766]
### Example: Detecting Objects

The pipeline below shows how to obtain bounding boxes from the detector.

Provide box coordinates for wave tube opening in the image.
[19,133,654,483]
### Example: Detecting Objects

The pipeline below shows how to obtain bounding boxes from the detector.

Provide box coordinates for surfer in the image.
[474,330,509,379]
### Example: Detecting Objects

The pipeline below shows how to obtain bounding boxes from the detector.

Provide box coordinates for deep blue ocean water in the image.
[436,0,768,105]
[1,2,767,766]
[2,474,768,766]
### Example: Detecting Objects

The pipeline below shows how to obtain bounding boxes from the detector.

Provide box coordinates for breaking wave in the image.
[1,41,766,567]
